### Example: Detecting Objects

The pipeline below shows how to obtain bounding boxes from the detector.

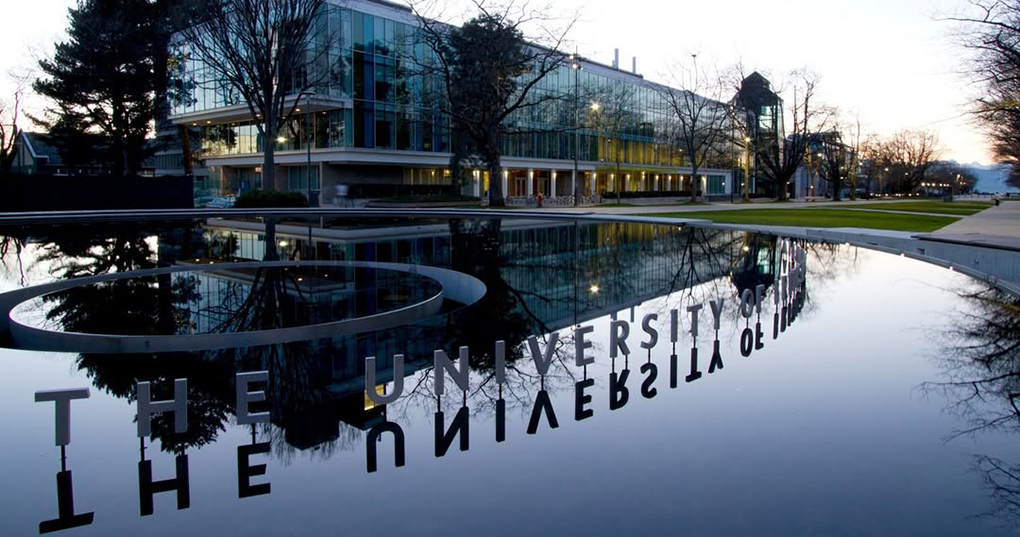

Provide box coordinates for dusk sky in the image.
[0,0,992,164]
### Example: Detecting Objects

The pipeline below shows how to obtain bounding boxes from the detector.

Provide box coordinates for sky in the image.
[0,0,994,164]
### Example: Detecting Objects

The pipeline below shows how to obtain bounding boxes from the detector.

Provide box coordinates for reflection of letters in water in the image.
[30,245,809,526]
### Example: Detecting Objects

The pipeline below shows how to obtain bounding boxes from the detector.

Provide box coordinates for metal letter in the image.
[434,347,470,396]
[709,298,725,330]
[527,333,559,376]
[136,379,187,438]
[740,289,755,319]
[640,313,658,350]
[236,371,269,425]
[574,325,595,366]
[365,355,404,405]
[687,303,703,339]
[610,320,630,358]
[495,340,506,385]
[35,388,90,446]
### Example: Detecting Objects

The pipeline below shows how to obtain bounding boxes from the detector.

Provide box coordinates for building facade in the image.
[167,0,737,204]
[11,131,156,177]
[733,72,784,197]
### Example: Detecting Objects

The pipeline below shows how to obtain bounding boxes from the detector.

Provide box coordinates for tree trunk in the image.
[450,163,462,196]
[616,162,622,204]
[690,166,698,204]
[776,176,788,201]
[487,161,504,206]
[831,181,841,201]
[264,115,280,191]
[179,125,193,175]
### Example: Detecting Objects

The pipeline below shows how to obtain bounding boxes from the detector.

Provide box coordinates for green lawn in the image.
[646,208,960,232]
[831,200,992,216]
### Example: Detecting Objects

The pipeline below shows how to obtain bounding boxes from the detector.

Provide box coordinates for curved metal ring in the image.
[3,260,486,354]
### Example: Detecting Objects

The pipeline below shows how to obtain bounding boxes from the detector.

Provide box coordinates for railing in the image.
[498,195,603,207]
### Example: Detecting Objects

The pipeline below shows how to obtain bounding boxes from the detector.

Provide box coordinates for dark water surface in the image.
[0,216,1017,536]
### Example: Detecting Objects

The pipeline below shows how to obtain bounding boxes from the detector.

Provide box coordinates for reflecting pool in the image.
[0,215,1017,536]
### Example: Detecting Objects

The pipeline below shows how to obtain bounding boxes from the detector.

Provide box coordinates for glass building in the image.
[168,0,737,203]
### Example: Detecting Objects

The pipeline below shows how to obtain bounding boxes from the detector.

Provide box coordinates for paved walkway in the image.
[553,198,918,215]
[924,200,1020,251]
[546,197,1020,292]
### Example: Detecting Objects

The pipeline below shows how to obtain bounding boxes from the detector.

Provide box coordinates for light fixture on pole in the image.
[743,136,751,202]
[572,53,583,207]
[302,91,316,208]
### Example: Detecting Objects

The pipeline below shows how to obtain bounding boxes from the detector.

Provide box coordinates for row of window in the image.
[200,106,705,168]
[179,3,738,169]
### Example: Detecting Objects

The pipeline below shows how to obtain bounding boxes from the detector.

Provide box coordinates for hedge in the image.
[235,189,308,208]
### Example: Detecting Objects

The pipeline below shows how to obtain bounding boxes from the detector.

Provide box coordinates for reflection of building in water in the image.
[11,219,814,456]
[191,221,748,410]
[170,263,438,335]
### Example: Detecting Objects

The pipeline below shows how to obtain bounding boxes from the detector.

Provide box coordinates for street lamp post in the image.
[572,54,583,207]
[743,137,751,203]
[303,92,316,208]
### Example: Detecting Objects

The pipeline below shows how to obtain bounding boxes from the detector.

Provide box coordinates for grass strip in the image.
[828,201,991,216]
[646,208,960,232]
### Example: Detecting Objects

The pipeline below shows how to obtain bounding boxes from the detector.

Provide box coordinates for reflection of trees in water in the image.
[795,241,859,320]
[210,342,352,463]
[395,223,767,420]
[33,229,235,454]
[387,219,574,421]
[0,234,27,286]
[6,219,842,457]
[925,285,1020,525]
[926,286,1020,438]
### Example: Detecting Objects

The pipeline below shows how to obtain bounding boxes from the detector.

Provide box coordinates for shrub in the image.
[384,194,481,203]
[234,189,308,208]
[617,190,693,199]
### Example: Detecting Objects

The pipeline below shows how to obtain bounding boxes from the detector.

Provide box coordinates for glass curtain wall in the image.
[174,1,725,177]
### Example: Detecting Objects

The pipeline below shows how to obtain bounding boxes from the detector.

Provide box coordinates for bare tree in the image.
[734,69,832,201]
[817,116,861,201]
[886,129,942,192]
[587,82,638,202]
[409,0,576,206]
[946,1,1020,188]
[176,0,336,193]
[659,56,732,203]
[857,133,887,196]
[816,135,851,201]
[0,72,27,173]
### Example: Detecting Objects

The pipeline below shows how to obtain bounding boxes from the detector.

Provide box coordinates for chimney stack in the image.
[632,56,637,74]
[613,48,619,69]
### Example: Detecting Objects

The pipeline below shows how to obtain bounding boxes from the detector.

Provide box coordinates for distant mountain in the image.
[957,162,1018,193]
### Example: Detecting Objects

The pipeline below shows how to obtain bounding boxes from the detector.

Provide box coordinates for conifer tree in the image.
[34,0,156,177]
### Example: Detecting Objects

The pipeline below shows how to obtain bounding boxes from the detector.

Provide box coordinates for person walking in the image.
[334,183,349,207]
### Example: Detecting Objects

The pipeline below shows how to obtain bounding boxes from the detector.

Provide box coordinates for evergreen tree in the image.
[34,0,156,177]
